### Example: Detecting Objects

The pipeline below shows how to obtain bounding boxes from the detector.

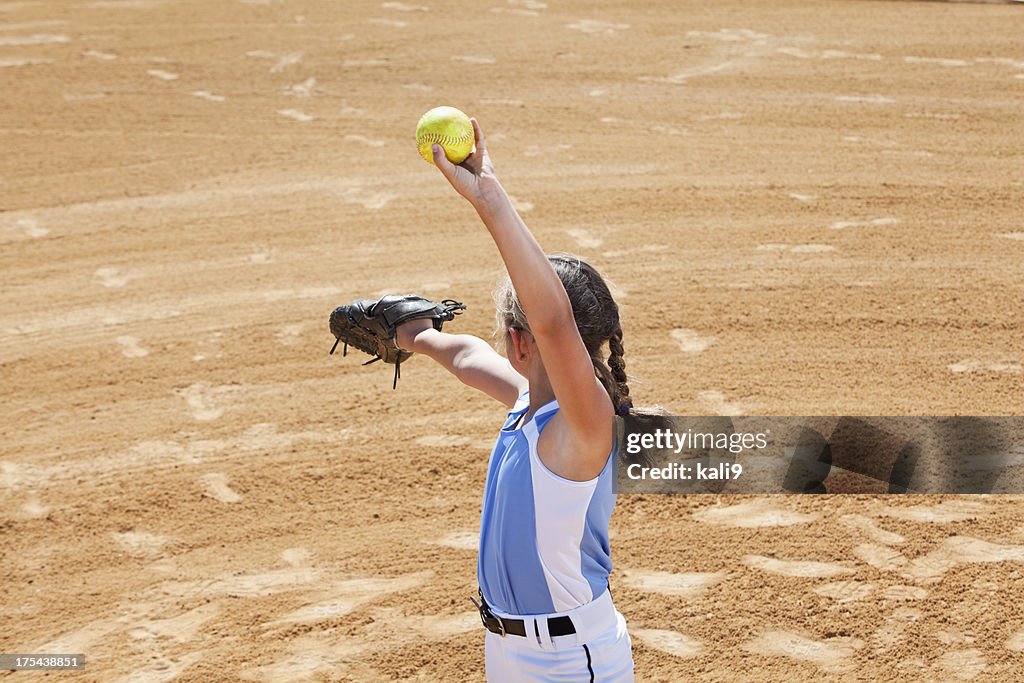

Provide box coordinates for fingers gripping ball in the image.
[416,106,474,165]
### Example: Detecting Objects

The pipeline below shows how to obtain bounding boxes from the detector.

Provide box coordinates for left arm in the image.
[397,318,526,408]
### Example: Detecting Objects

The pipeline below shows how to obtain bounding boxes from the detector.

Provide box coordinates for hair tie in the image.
[617,402,632,416]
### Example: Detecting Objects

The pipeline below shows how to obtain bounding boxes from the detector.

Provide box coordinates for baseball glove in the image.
[329,295,466,389]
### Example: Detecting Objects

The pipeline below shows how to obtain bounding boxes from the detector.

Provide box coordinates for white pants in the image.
[484,589,634,682]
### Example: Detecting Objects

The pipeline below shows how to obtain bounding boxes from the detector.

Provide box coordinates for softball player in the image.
[395,119,635,682]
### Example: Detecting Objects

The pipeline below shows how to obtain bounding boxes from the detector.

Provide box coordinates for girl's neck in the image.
[526,366,556,417]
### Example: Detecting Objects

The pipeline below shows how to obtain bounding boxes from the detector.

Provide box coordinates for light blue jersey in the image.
[478,392,617,616]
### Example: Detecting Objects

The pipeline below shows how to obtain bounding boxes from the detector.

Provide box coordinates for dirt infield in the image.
[2,0,1023,680]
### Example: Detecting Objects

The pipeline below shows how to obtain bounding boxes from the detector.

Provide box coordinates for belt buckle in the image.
[471,594,506,638]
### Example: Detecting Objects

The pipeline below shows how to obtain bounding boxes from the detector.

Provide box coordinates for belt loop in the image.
[536,615,553,650]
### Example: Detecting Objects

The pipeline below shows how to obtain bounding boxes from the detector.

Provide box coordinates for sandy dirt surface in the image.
[2,0,1024,680]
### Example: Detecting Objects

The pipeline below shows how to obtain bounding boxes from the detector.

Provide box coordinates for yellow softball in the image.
[416,106,474,165]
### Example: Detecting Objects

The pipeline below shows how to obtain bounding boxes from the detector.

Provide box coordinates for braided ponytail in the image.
[607,325,631,416]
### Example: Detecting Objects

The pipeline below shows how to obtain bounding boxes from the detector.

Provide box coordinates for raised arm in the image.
[429,121,614,476]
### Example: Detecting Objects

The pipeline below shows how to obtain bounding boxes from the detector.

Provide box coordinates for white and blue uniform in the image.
[478,392,634,682]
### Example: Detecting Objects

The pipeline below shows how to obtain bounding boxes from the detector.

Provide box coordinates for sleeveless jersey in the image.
[478,392,617,615]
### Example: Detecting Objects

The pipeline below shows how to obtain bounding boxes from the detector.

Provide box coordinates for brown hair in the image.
[494,253,633,417]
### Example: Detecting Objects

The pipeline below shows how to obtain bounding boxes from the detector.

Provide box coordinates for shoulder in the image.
[536,409,615,482]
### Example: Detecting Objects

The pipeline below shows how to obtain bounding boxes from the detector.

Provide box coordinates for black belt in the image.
[472,591,576,638]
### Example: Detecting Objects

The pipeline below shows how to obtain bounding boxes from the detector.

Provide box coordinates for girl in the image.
[394,119,635,682]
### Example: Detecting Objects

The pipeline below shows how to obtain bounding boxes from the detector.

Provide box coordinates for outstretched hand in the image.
[431,118,502,208]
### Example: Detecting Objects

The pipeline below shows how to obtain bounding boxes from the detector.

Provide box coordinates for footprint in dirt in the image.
[812,580,875,604]
[948,359,1022,374]
[20,492,49,518]
[34,619,120,656]
[153,567,319,600]
[618,569,725,597]
[854,543,908,571]
[0,57,53,68]
[829,216,900,230]
[879,500,992,523]
[670,328,715,354]
[16,218,49,238]
[840,514,905,545]
[931,649,987,681]
[95,267,129,288]
[851,532,1024,582]
[192,90,225,102]
[566,19,630,37]
[113,653,204,683]
[904,536,1024,581]
[278,108,314,122]
[742,630,863,674]
[263,572,433,629]
[123,603,220,644]
[110,530,170,560]
[83,49,118,61]
[880,585,928,601]
[280,547,312,567]
[173,381,241,421]
[382,2,430,11]
[743,555,855,579]
[362,607,479,645]
[431,530,478,551]
[240,635,370,682]
[116,335,149,358]
[632,629,702,658]
[270,51,303,73]
[199,472,242,503]
[247,246,274,264]
[282,76,318,97]
[146,68,178,81]
[693,499,817,528]
[696,390,747,416]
